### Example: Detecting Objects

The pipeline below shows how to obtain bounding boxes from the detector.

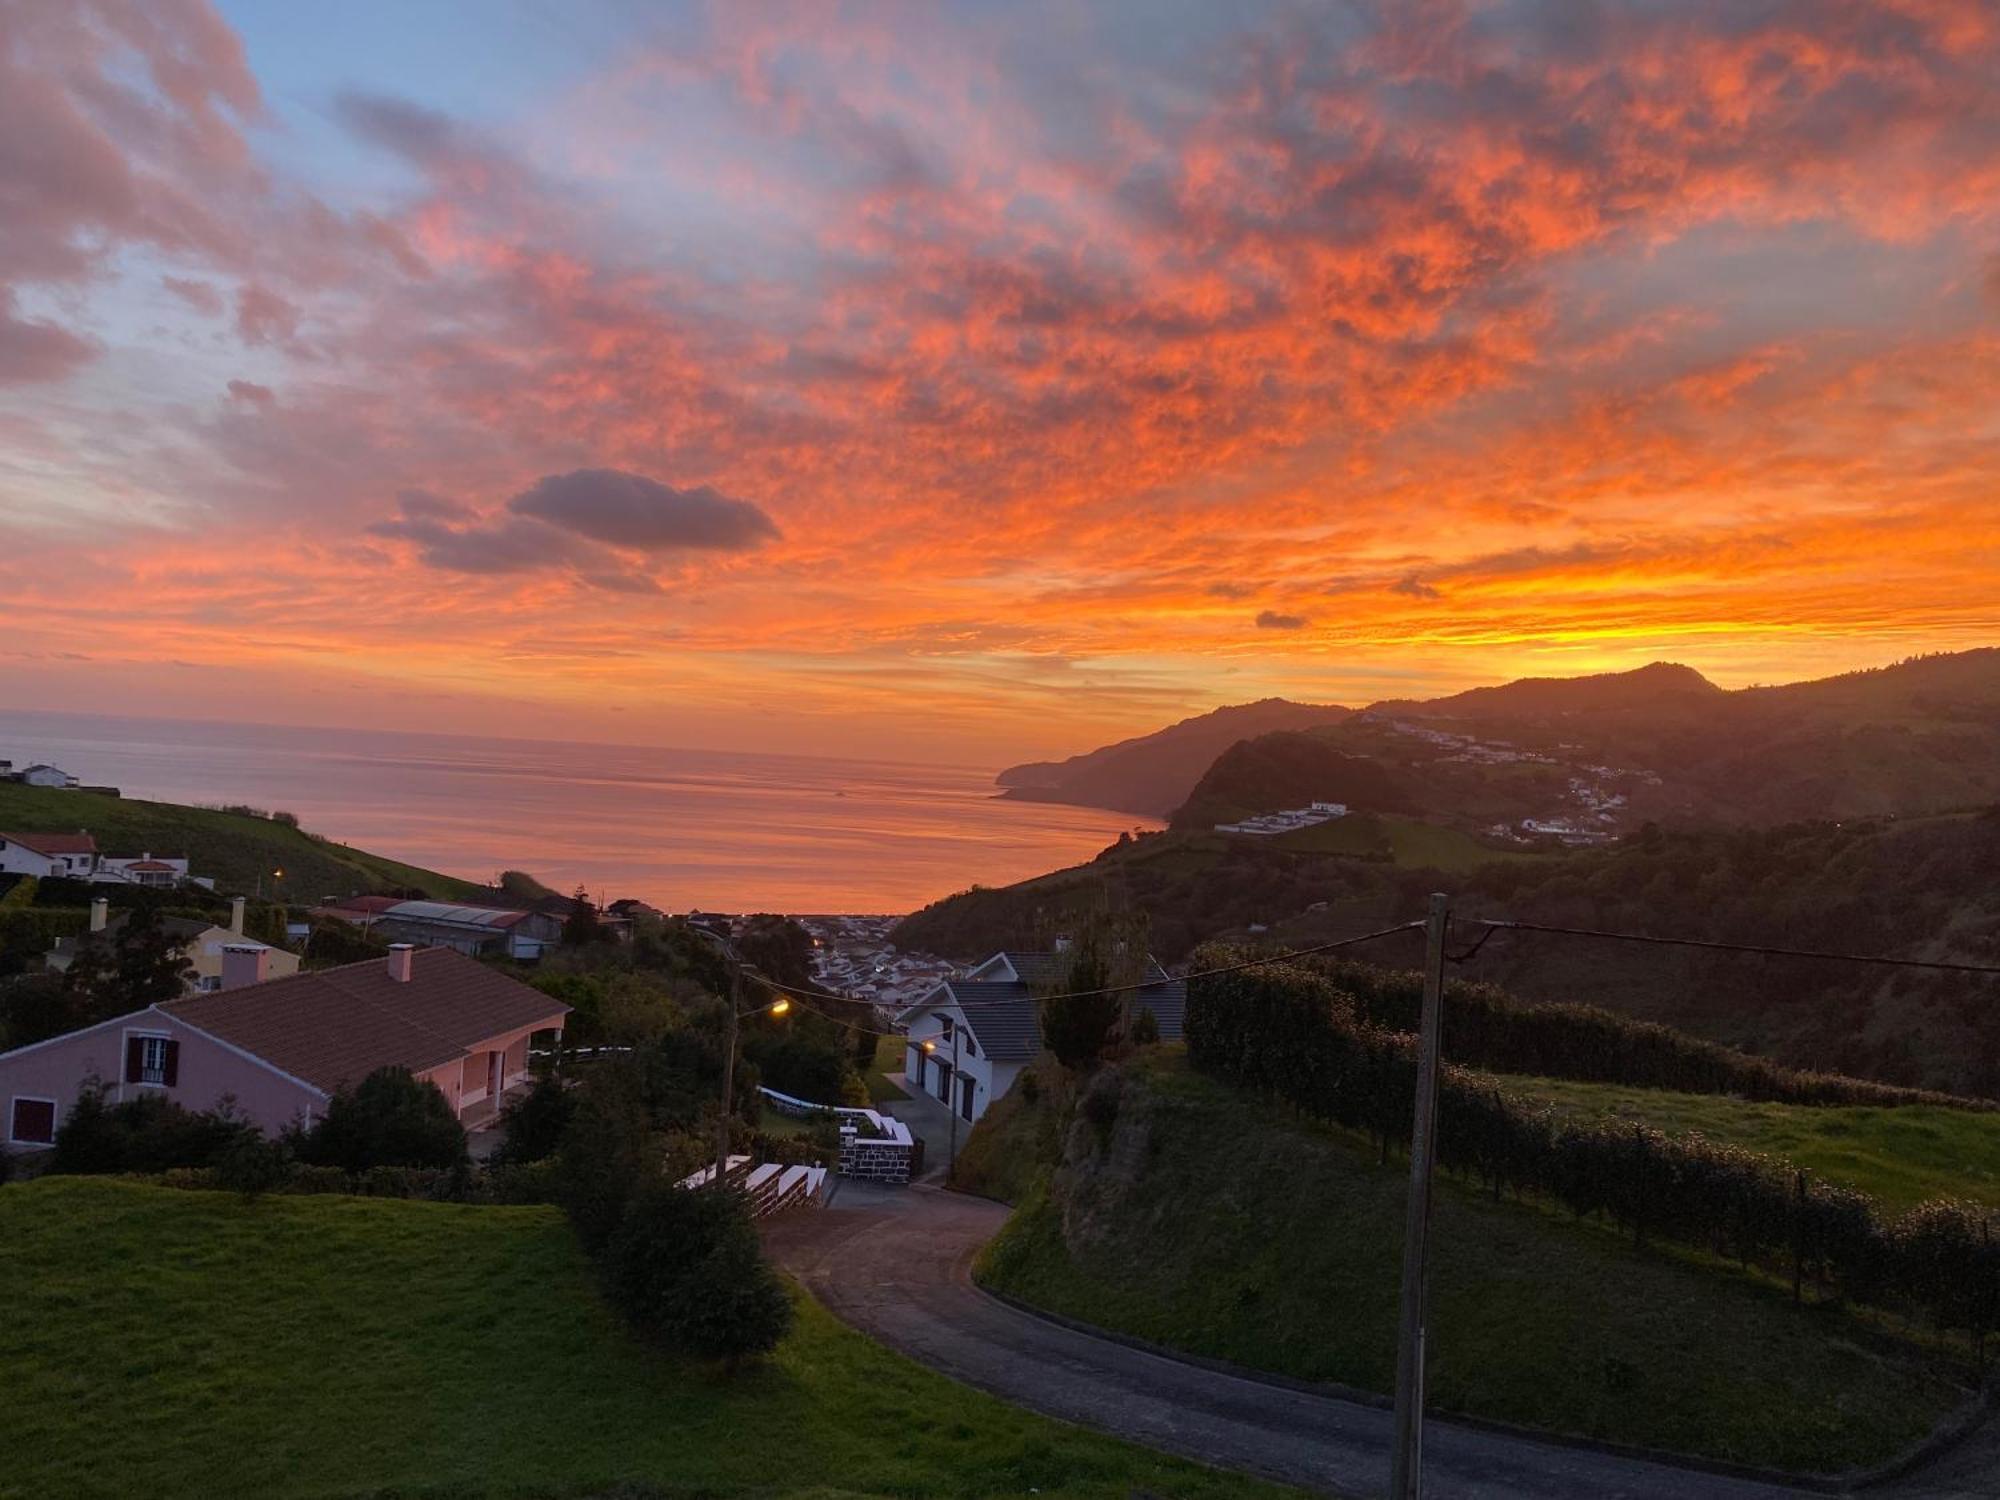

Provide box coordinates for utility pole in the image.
[715,961,742,1193]
[1390,891,1451,1500]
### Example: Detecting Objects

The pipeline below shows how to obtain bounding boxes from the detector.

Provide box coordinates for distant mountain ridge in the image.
[996,698,1353,816]
[1001,650,2000,828]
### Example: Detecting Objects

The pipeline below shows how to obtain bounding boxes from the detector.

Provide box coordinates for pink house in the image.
[0,945,568,1151]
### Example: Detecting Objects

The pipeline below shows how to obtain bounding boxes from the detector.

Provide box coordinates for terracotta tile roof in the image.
[1,830,97,856]
[164,947,569,1095]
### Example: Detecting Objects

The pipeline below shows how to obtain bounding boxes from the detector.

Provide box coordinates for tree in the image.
[300,1067,466,1172]
[603,1183,793,1362]
[1131,1006,1162,1046]
[494,1073,575,1165]
[0,971,89,1050]
[64,909,194,1014]
[556,1061,656,1251]
[1035,916,1147,1071]
[736,915,815,992]
[563,887,604,946]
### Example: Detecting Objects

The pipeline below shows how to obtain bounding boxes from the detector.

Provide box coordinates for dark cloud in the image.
[1391,573,1441,599]
[0,292,95,385]
[225,379,274,406]
[394,488,473,521]
[368,508,576,575]
[1255,609,1310,630]
[1206,580,1259,599]
[1984,252,2000,306]
[509,469,779,553]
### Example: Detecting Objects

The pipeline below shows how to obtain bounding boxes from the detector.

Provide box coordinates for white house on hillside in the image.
[19,764,79,788]
[0,830,98,879]
[895,950,1187,1124]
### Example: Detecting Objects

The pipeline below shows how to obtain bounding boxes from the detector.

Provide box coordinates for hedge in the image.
[1288,953,1991,1111]
[1185,955,2000,1350]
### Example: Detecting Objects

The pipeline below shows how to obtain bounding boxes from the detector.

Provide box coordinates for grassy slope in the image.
[0,783,485,900]
[1501,1074,2000,1213]
[0,1177,1291,1500]
[867,1031,912,1104]
[976,1053,1968,1473]
[950,1056,1070,1203]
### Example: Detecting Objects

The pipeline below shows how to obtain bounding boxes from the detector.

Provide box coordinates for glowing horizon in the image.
[3,2,1997,766]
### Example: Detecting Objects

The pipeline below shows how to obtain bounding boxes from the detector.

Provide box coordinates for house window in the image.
[124,1033,179,1088]
[9,1097,56,1145]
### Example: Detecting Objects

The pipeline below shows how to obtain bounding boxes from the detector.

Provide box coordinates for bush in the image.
[603,1183,793,1361]
[493,1073,575,1165]
[1130,1007,1162,1046]
[298,1067,467,1172]
[51,1083,254,1175]
[213,1133,291,1199]
[557,1068,656,1252]
[744,1035,850,1105]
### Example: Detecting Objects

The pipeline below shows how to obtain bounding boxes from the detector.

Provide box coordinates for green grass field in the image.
[1271,813,1544,871]
[976,1052,1970,1473]
[0,1177,1292,1500]
[1499,1074,2000,1213]
[0,783,486,901]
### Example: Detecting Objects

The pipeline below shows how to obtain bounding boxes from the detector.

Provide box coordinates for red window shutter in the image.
[124,1036,144,1084]
[162,1039,180,1087]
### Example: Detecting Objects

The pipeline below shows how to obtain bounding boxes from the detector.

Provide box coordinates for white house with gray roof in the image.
[895,950,1186,1124]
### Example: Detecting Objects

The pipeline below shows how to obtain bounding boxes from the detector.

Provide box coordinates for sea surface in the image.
[0,711,1152,914]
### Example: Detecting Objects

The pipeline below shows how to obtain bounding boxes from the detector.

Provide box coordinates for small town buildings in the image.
[0,830,99,879]
[0,945,570,1149]
[94,852,191,887]
[45,897,301,993]
[316,897,563,960]
[896,950,1186,1124]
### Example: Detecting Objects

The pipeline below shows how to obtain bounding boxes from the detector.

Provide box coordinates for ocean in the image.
[0,711,1152,914]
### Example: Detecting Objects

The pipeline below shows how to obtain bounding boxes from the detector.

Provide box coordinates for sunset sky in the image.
[2,0,1997,765]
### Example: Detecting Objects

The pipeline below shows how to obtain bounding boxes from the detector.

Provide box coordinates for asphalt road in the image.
[763,1182,1823,1500]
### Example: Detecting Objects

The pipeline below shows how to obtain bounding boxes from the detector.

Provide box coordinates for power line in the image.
[1470,918,2000,977]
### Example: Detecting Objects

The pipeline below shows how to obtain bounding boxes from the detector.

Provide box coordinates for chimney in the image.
[221,943,269,990]
[1052,934,1073,954]
[229,895,246,936]
[89,896,108,933]
[387,943,415,983]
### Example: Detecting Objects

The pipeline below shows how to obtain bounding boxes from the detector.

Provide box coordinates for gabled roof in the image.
[898,950,1187,1064]
[164,948,569,1094]
[1,830,97,856]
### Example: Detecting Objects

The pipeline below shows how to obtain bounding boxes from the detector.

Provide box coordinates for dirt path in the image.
[765,1182,1820,1499]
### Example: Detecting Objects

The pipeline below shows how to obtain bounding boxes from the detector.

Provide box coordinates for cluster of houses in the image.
[0,830,213,889]
[801,914,960,1015]
[1215,801,1348,836]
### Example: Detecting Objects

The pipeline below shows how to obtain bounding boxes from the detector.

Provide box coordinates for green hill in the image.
[0,1177,1288,1500]
[976,1051,1972,1474]
[1495,1075,2000,1214]
[0,783,486,901]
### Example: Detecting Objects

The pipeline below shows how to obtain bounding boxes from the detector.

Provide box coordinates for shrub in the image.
[744,1035,850,1105]
[1130,1006,1162,1046]
[213,1133,291,1200]
[482,1157,563,1205]
[493,1073,575,1165]
[603,1183,793,1361]
[51,1083,253,1175]
[557,1069,656,1252]
[299,1067,467,1172]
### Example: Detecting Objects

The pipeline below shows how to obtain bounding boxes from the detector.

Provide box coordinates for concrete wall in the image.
[0,1008,324,1148]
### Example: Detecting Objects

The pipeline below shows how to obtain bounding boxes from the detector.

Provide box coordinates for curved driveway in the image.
[763,1182,1821,1500]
